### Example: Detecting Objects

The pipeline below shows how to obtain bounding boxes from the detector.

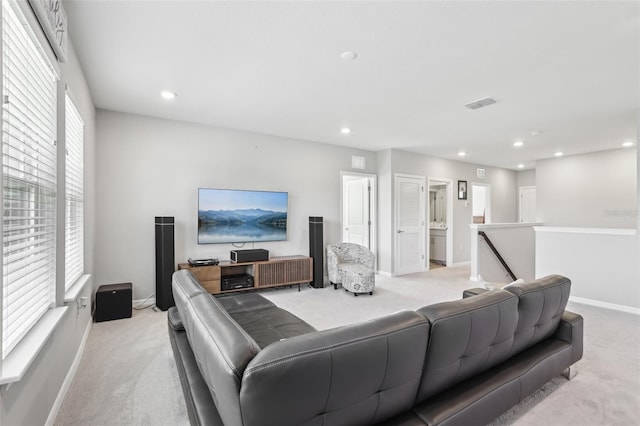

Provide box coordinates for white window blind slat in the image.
[65,95,83,290]
[2,1,57,360]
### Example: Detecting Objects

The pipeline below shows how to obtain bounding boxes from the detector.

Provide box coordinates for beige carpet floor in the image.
[55,264,640,425]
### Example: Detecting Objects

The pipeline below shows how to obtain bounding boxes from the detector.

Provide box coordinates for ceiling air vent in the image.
[465,97,497,110]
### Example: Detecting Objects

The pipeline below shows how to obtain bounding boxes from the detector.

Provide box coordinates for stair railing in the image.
[477,231,517,281]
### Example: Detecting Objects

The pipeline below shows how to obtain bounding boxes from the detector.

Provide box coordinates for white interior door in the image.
[519,186,537,223]
[395,175,425,275]
[343,177,370,247]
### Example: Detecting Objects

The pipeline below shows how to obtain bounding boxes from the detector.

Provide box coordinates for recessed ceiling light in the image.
[517,164,525,169]
[341,127,352,135]
[340,51,358,61]
[513,140,524,148]
[622,141,634,147]
[554,151,563,157]
[161,90,177,100]
[458,151,466,157]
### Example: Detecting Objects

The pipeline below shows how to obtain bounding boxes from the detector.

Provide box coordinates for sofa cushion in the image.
[216,292,316,348]
[172,270,261,426]
[240,311,429,426]
[504,275,571,355]
[415,290,518,402]
[215,292,277,314]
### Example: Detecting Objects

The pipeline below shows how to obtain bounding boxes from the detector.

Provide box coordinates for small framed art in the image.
[458,180,467,200]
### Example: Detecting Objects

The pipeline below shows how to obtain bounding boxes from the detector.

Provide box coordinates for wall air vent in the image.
[477,168,486,179]
[465,97,497,110]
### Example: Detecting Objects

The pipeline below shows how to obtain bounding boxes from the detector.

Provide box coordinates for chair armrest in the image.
[554,310,584,364]
[326,248,340,283]
[462,287,489,298]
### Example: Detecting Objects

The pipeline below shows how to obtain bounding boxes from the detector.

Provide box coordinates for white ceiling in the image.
[63,0,639,170]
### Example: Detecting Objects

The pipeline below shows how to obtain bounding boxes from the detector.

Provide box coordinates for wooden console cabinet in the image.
[177,255,313,295]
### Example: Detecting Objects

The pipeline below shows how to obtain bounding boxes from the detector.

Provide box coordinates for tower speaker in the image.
[309,216,324,288]
[155,216,175,311]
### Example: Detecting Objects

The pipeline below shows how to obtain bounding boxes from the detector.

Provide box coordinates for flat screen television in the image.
[198,188,288,244]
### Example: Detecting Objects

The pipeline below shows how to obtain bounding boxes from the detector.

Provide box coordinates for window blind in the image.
[64,94,83,291]
[2,1,58,359]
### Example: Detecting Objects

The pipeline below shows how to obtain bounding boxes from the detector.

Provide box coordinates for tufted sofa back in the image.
[504,274,571,355]
[240,311,429,426]
[415,289,519,402]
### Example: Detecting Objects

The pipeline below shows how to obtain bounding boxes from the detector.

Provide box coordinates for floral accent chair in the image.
[326,243,376,296]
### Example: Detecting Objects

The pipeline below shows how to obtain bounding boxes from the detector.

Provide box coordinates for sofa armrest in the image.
[462,287,489,298]
[553,310,583,364]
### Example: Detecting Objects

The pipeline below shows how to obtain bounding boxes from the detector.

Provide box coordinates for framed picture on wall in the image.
[458,180,467,200]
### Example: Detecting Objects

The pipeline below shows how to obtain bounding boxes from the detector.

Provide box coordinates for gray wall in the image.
[95,110,377,299]
[536,148,637,228]
[0,40,96,425]
[517,169,536,188]
[376,149,517,274]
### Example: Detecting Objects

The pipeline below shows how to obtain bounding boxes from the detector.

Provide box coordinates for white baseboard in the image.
[45,318,92,426]
[452,261,471,267]
[376,270,392,277]
[569,296,640,315]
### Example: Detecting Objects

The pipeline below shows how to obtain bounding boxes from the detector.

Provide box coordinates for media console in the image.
[177,255,313,295]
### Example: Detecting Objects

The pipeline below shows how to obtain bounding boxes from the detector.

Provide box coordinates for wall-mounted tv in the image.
[198,188,288,244]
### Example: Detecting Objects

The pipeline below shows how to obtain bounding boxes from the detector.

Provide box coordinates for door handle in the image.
[345,228,349,231]
[397,230,404,233]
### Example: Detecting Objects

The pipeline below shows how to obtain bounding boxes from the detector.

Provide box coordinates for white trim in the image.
[471,222,544,230]
[376,270,392,277]
[0,307,68,385]
[534,226,636,236]
[64,274,92,303]
[570,296,640,315]
[44,319,92,426]
[452,261,471,267]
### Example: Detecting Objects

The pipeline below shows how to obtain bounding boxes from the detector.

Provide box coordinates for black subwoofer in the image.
[95,283,132,322]
[309,216,324,288]
[155,216,175,311]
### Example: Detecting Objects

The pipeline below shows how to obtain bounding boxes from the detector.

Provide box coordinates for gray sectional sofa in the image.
[168,270,583,426]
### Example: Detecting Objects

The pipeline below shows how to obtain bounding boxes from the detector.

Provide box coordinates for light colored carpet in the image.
[54,307,188,426]
[55,264,640,425]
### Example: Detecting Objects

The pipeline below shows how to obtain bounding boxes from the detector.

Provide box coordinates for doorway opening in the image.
[427,178,453,270]
[341,172,376,257]
[471,183,491,224]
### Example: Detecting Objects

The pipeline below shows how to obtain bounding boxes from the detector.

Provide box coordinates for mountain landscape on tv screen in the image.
[198,208,287,243]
